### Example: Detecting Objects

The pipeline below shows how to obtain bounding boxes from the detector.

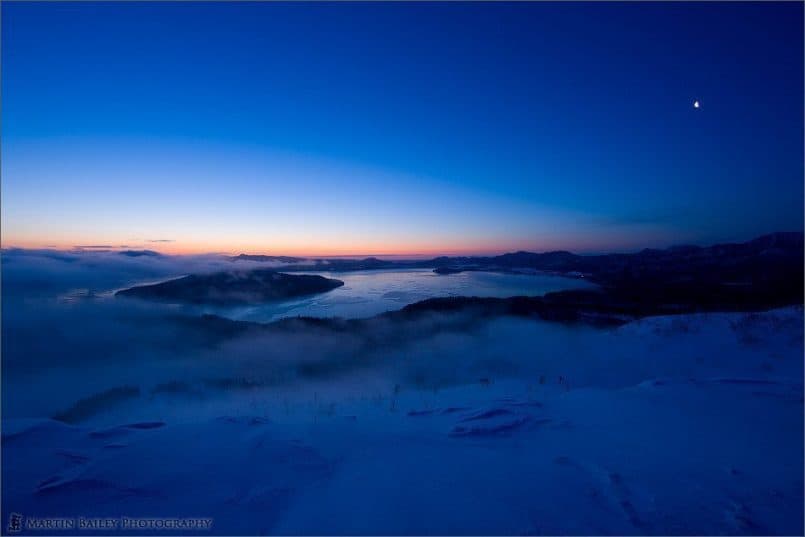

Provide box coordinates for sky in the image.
[1,1,803,256]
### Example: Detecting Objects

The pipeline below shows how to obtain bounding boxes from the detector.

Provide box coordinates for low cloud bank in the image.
[2,249,802,426]
[0,248,296,298]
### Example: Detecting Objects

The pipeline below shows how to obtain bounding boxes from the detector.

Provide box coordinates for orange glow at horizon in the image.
[1,225,681,257]
[1,236,542,258]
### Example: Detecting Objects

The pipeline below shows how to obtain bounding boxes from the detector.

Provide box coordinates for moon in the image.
[693,100,700,109]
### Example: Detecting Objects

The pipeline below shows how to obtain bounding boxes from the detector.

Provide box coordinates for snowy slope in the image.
[2,308,803,535]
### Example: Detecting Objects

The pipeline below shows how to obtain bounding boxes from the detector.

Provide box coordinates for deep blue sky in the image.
[2,2,802,255]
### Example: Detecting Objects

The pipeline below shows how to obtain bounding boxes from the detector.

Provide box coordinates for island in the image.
[433,267,464,275]
[115,269,344,305]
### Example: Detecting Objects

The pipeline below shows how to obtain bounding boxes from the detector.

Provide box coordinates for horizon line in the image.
[2,230,801,260]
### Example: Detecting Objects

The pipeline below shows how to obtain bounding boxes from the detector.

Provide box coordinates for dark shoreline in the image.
[131,231,803,338]
[172,287,804,353]
[107,230,805,347]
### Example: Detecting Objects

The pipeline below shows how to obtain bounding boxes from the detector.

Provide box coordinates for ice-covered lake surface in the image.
[2,251,803,535]
[186,268,598,322]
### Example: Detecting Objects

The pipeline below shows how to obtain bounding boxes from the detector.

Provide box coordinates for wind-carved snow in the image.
[2,307,803,535]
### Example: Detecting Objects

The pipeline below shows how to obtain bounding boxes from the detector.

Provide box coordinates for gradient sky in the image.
[2,2,803,255]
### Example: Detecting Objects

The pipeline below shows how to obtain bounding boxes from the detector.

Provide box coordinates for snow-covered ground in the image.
[3,307,802,535]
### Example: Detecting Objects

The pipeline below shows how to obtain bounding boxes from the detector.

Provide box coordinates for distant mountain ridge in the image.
[119,249,163,258]
[121,232,802,328]
[177,231,804,340]
[231,232,804,284]
[231,254,307,264]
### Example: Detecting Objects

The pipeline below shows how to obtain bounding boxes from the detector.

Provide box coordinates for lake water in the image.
[202,269,597,322]
[4,256,802,535]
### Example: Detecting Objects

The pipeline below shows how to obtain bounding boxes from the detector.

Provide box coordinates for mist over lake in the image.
[192,269,598,322]
[2,249,802,535]
[2,1,803,534]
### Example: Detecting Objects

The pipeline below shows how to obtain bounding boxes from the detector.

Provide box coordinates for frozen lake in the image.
[196,269,598,322]
[2,250,802,534]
